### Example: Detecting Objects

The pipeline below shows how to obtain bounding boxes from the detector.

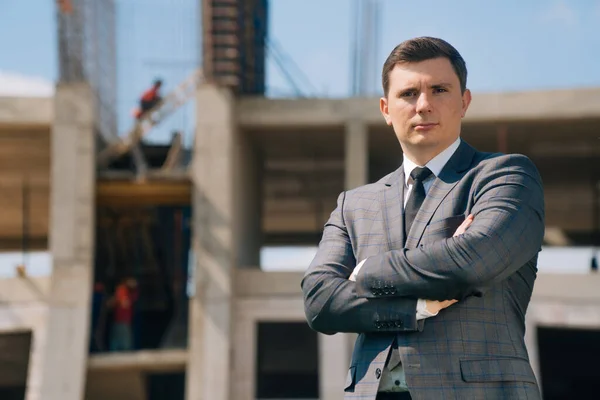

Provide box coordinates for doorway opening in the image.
[538,326,600,399]
[0,331,32,400]
[256,322,319,399]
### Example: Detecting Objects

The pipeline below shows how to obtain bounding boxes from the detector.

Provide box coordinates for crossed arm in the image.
[301,155,545,335]
[353,155,545,301]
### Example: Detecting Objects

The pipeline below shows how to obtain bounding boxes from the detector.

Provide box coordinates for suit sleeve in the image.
[355,154,545,301]
[301,191,421,335]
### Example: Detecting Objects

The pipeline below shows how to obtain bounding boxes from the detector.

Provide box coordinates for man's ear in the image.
[380,96,392,125]
[461,88,472,118]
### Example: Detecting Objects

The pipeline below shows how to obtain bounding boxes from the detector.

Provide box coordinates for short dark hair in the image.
[381,37,467,96]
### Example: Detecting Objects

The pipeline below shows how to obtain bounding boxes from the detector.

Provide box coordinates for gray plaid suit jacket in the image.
[302,141,545,400]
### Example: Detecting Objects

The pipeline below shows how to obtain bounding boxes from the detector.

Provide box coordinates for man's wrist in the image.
[416,299,438,320]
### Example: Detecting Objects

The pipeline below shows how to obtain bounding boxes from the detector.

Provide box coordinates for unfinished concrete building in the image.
[0,1,599,400]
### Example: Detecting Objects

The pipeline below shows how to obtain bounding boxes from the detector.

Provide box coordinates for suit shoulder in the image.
[474,151,540,173]
[469,151,543,191]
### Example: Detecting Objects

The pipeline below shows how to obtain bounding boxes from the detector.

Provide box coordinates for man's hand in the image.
[424,214,474,314]
[424,299,458,315]
[453,214,474,237]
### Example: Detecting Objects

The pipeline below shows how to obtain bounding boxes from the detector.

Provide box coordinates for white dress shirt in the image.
[350,138,462,392]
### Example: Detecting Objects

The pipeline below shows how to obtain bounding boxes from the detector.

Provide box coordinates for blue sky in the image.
[2,0,600,92]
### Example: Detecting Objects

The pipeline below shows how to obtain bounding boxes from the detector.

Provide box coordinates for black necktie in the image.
[404,167,433,238]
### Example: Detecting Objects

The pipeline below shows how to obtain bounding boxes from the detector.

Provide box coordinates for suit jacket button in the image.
[375,368,382,379]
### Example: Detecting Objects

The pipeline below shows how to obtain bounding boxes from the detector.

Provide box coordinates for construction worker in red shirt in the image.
[109,276,139,352]
[135,78,163,121]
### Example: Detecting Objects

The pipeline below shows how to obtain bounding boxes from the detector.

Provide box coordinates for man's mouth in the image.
[412,123,438,131]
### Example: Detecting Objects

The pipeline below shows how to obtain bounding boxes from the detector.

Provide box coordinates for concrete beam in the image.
[233,270,600,303]
[0,97,53,128]
[531,273,600,302]
[88,349,187,372]
[96,179,191,207]
[235,270,304,297]
[0,277,51,303]
[238,88,600,128]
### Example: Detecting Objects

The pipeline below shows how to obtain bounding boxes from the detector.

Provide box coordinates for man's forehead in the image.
[390,60,459,86]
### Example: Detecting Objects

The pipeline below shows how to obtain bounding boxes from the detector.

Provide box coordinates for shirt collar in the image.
[403,138,461,186]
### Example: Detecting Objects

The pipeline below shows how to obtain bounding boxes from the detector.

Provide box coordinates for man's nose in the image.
[415,92,432,113]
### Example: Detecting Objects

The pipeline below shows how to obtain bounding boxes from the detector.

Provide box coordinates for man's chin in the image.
[408,134,437,147]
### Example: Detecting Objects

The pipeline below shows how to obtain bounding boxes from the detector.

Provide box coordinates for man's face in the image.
[380,57,471,162]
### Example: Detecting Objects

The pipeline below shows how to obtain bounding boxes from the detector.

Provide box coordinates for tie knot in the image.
[410,167,433,182]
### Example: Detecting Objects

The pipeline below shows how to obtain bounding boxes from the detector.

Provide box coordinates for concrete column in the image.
[524,310,541,394]
[33,83,96,400]
[323,120,368,399]
[319,333,351,400]
[187,84,237,400]
[345,121,369,190]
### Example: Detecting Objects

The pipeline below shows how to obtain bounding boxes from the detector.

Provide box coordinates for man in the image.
[110,276,139,352]
[136,78,163,121]
[301,37,544,400]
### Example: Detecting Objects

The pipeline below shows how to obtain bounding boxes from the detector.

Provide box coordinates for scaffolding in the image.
[202,0,268,95]
[57,0,118,141]
[56,0,269,174]
[350,0,382,96]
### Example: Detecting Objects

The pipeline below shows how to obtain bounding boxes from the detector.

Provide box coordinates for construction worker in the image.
[135,79,163,121]
[109,276,139,352]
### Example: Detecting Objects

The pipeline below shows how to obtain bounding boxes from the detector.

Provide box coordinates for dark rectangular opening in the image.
[538,326,600,399]
[91,205,191,353]
[0,331,32,400]
[146,371,186,400]
[256,322,319,399]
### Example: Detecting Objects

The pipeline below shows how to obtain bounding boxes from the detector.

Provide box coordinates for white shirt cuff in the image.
[416,298,438,320]
[349,258,367,281]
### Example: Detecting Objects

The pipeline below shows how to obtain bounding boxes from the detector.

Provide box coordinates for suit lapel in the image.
[405,141,476,248]
[380,167,405,251]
